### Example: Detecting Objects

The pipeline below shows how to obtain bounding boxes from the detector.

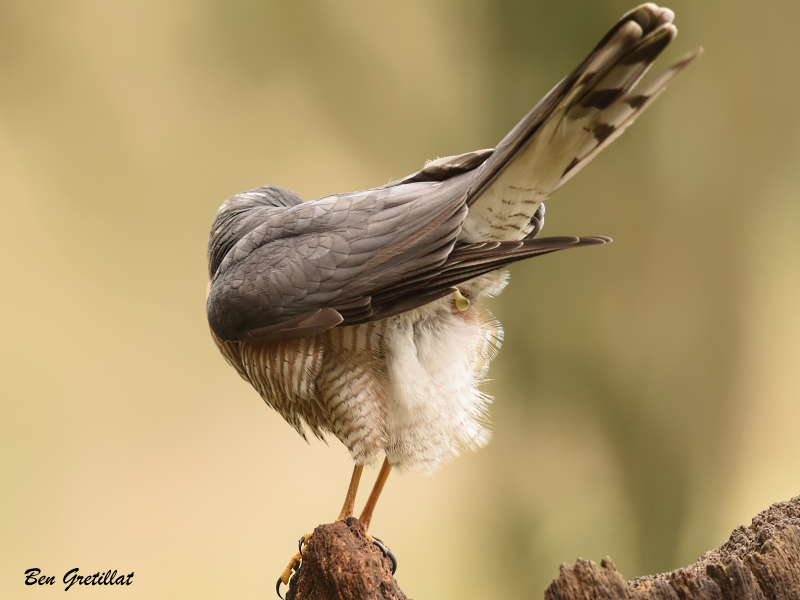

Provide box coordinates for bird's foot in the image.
[276,533,311,599]
[367,534,398,575]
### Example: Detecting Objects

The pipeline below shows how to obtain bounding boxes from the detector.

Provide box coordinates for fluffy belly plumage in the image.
[212,271,507,472]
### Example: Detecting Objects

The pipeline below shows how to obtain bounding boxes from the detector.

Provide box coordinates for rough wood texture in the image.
[546,495,800,600]
[285,497,800,599]
[286,518,405,600]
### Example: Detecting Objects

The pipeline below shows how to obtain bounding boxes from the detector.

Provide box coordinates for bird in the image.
[206,2,699,584]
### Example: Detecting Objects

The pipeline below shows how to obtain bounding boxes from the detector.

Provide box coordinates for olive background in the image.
[2,0,799,598]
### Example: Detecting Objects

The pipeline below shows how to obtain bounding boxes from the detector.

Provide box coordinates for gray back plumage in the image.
[207,3,699,345]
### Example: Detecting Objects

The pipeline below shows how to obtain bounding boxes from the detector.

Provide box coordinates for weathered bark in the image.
[286,496,800,600]
[286,517,405,600]
[546,495,800,600]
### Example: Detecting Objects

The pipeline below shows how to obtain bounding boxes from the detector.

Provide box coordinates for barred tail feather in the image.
[459,4,701,243]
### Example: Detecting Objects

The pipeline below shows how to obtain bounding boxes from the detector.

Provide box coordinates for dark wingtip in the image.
[585,235,612,244]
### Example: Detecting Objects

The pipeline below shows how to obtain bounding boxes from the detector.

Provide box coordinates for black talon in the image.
[276,577,285,599]
[371,537,398,575]
[298,534,307,554]
[386,547,397,575]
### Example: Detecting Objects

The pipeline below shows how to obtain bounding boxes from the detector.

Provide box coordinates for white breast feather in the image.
[382,271,506,472]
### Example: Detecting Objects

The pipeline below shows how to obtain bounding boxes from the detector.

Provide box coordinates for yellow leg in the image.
[337,464,364,521]
[359,457,392,532]
[278,465,370,594]
[278,461,394,593]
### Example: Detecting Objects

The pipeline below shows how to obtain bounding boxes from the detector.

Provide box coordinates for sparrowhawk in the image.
[206,2,699,583]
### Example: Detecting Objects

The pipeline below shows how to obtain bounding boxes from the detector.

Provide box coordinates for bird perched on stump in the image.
[206,2,699,585]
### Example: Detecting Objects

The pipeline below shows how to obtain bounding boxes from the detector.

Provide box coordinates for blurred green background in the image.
[2,0,799,598]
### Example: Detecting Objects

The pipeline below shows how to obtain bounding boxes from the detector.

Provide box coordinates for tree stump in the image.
[286,496,800,599]
[286,517,405,600]
[546,495,800,600]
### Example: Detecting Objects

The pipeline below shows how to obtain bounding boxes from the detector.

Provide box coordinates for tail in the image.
[459,4,702,242]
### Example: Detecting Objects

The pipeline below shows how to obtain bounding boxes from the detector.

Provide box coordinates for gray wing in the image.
[345,235,610,325]
[207,179,470,342]
[207,181,607,342]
